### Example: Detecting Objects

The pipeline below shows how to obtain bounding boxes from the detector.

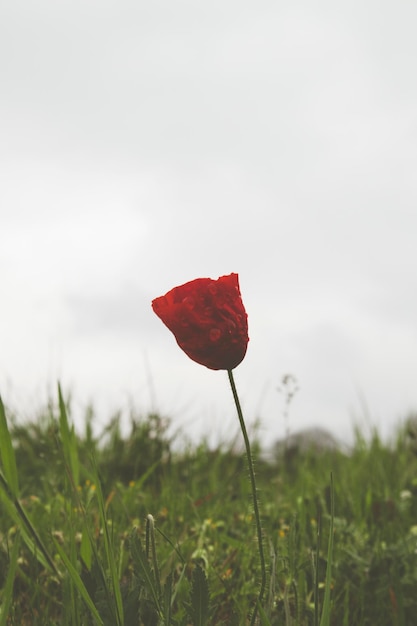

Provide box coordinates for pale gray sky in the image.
[1,1,417,446]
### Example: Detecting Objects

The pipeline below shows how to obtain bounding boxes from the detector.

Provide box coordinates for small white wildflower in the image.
[400,489,412,500]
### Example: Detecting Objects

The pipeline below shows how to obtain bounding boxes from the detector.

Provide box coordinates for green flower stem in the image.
[228,369,266,624]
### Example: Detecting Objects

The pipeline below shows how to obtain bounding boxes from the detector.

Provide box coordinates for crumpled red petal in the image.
[152,273,249,370]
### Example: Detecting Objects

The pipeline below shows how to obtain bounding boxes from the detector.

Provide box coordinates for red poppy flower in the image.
[152,273,249,370]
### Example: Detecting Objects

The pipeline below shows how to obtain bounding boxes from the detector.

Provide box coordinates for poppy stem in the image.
[227,369,266,625]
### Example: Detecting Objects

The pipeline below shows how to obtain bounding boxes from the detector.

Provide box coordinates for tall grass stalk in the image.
[320,472,335,626]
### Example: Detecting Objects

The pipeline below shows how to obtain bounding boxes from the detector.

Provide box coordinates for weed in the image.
[1,391,417,624]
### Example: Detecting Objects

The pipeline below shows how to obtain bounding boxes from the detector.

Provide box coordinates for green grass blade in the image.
[58,383,80,487]
[189,564,210,626]
[53,538,104,625]
[0,531,21,626]
[320,472,335,626]
[0,472,60,576]
[146,514,162,598]
[59,457,119,622]
[163,572,173,626]
[130,530,162,615]
[256,599,272,626]
[314,509,321,626]
[91,458,124,626]
[0,396,19,496]
[80,519,93,571]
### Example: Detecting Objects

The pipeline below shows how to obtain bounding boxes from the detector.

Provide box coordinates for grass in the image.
[1,389,417,625]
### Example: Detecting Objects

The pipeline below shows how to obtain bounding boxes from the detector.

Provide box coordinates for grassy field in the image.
[1,389,417,625]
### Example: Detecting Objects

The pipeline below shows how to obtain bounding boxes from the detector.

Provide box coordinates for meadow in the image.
[1,388,417,625]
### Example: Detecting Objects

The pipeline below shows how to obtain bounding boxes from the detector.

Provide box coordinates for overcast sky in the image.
[1,0,417,447]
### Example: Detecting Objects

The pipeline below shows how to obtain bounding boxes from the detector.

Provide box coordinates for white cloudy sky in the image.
[1,0,417,447]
